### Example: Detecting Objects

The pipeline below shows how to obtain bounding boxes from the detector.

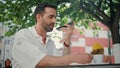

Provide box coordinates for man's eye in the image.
[49,16,53,18]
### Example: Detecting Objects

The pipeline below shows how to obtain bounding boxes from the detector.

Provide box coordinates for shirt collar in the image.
[28,25,51,39]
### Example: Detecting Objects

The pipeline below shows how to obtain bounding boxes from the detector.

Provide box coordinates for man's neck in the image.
[35,25,46,39]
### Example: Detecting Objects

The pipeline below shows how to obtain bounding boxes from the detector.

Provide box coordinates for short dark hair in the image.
[34,3,57,18]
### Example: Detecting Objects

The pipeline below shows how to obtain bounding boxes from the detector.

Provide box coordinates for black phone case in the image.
[56,21,73,31]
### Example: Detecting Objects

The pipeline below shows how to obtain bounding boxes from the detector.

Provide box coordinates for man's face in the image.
[40,7,56,32]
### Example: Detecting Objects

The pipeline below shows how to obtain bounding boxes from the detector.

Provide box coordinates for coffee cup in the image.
[93,54,103,64]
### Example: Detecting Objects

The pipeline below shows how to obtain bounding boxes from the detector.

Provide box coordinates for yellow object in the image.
[92,42,104,50]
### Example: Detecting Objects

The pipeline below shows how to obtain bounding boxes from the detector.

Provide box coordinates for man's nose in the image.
[52,18,56,23]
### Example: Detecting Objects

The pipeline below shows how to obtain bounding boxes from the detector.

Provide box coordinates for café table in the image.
[47,64,120,68]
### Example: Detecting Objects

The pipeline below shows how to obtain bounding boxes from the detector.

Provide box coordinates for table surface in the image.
[47,64,120,68]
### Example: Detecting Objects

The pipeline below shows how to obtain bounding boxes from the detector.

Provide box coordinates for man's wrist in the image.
[64,42,71,48]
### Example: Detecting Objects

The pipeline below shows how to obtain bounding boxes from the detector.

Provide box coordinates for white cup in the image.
[93,54,103,64]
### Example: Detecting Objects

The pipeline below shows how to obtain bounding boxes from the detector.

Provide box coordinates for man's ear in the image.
[36,14,42,20]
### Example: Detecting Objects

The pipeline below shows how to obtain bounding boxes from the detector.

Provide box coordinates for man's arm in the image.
[36,53,93,68]
[63,42,71,55]
[61,23,74,55]
[36,55,72,68]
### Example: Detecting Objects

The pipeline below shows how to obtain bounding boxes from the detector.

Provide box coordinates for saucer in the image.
[90,62,109,64]
[70,62,109,65]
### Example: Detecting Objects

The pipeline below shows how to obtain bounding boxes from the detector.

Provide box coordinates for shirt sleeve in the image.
[53,47,63,56]
[12,35,46,68]
[52,42,63,56]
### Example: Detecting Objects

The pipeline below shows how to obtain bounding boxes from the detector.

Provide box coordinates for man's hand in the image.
[69,53,93,64]
[103,55,111,63]
[61,23,74,46]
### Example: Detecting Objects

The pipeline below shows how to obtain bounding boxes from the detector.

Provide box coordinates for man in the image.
[12,3,93,68]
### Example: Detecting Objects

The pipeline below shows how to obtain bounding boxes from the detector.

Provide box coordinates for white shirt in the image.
[12,26,62,68]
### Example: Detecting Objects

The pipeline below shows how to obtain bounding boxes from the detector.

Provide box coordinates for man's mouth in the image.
[49,23,54,28]
[46,23,55,32]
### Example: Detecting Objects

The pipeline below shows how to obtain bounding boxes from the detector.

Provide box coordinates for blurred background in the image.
[0,0,120,68]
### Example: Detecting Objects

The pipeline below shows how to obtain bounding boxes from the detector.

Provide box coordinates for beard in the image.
[46,22,54,32]
[41,18,55,32]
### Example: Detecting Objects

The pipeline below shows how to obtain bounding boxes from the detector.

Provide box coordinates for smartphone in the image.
[56,21,73,31]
